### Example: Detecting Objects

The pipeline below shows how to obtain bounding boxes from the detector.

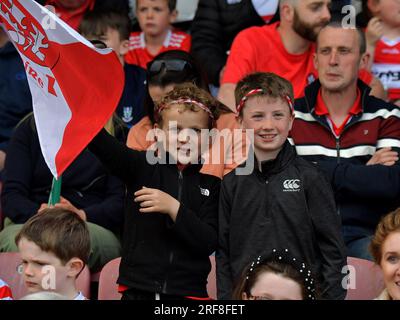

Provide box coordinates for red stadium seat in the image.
[98,257,121,300]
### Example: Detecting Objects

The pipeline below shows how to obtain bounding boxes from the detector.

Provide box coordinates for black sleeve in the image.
[216,178,234,300]
[82,174,125,231]
[317,160,400,200]
[88,128,142,184]
[1,118,40,223]
[306,169,347,300]
[191,0,226,86]
[171,177,220,256]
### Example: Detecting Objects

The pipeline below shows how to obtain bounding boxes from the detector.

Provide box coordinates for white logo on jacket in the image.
[283,179,301,192]
[200,187,210,197]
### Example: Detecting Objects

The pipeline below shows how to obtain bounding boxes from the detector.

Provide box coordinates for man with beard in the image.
[217,0,384,111]
[291,23,400,260]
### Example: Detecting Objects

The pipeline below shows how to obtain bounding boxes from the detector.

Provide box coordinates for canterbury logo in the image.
[200,187,210,197]
[283,179,301,191]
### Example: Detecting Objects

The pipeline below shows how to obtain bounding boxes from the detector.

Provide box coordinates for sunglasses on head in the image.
[148,59,192,74]
[89,39,107,49]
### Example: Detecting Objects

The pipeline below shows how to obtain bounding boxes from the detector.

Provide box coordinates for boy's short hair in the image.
[235,72,294,117]
[79,10,131,41]
[136,0,177,12]
[155,82,221,127]
[15,208,91,265]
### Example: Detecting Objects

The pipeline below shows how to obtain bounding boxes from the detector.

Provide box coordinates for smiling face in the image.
[380,231,400,300]
[155,104,210,164]
[239,96,294,162]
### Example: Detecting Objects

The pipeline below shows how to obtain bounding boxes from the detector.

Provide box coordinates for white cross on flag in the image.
[0,0,124,178]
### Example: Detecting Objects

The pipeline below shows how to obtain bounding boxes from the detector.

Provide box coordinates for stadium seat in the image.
[98,256,218,300]
[0,252,91,299]
[98,257,121,300]
[345,256,385,300]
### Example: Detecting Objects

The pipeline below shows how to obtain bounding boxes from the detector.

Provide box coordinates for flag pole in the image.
[48,176,62,206]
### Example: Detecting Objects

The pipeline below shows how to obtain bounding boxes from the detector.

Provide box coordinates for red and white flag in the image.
[0,0,124,178]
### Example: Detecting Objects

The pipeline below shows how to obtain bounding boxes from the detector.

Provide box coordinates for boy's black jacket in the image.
[89,129,220,297]
[217,141,347,300]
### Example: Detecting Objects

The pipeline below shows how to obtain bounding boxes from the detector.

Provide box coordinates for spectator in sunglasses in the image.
[126,50,240,179]
[124,0,191,69]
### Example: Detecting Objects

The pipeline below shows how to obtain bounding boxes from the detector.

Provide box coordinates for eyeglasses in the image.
[148,59,192,74]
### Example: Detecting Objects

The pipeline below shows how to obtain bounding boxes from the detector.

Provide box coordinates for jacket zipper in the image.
[162,170,183,294]
[336,138,340,164]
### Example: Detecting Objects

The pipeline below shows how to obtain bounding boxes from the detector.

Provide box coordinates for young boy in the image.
[125,0,191,69]
[15,208,90,300]
[217,72,347,300]
[365,0,400,105]
[88,83,221,300]
[79,10,147,127]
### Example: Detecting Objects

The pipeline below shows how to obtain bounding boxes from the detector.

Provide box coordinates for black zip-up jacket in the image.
[292,80,400,235]
[89,129,220,297]
[217,141,347,300]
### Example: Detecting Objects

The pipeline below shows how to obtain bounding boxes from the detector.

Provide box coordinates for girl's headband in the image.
[156,98,214,120]
[246,248,316,300]
[236,88,294,115]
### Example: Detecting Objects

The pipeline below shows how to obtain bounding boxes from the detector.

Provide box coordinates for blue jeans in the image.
[342,226,374,261]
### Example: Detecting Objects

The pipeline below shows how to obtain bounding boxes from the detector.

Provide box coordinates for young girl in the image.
[88,83,221,300]
[232,249,316,300]
[127,50,241,179]
[217,72,347,300]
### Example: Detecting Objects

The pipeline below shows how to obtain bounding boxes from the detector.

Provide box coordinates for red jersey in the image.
[125,30,191,69]
[372,37,400,101]
[222,22,318,99]
[45,0,95,31]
